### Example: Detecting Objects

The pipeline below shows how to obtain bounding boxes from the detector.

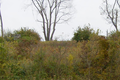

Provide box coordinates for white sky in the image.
[1,0,115,40]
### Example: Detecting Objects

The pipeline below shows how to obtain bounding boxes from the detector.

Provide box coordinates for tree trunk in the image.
[0,13,3,37]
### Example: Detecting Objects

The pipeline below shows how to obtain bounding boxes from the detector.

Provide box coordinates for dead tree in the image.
[31,0,72,41]
[0,0,3,37]
[101,0,120,31]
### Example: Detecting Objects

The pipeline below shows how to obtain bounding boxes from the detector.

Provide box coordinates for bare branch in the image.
[101,0,119,31]
[117,0,120,8]
[31,0,73,41]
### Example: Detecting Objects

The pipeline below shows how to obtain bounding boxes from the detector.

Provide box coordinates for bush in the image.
[4,30,14,41]
[0,45,7,78]
[14,27,41,56]
[108,30,120,40]
[14,27,41,42]
[72,26,94,42]
[0,37,4,43]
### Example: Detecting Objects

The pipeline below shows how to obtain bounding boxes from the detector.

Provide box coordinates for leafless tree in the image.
[101,0,120,31]
[0,13,3,37]
[0,0,3,37]
[31,0,72,41]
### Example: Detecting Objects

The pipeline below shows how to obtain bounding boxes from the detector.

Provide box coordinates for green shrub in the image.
[14,27,41,56]
[3,30,14,41]
[0,37,4,43]
[72,26,94,42]
[108,30,120,40]
[14,27,41,42]
[0,45,7,78]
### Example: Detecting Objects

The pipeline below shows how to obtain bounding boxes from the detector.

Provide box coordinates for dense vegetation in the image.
[0,27,120,80]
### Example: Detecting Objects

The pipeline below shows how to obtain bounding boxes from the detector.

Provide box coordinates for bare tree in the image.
[31,0,72,41]
[101,0,120,31]
[0,0,3,37]
[0,13,3,37]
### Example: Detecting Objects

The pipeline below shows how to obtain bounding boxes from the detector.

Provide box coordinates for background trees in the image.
[31,0,72,41]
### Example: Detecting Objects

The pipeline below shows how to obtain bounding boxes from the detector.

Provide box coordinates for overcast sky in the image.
[1,0,115,40]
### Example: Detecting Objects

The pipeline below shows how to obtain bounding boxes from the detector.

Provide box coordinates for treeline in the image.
[0,27,120,80]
